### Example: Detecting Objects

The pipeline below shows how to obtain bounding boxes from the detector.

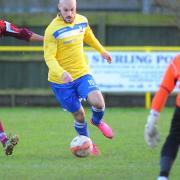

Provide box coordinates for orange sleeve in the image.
[151,62,176,112]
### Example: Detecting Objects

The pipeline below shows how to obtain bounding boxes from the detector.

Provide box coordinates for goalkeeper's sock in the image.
[74,121,89,137]
[91,106,105,125]
[159,156,174,178]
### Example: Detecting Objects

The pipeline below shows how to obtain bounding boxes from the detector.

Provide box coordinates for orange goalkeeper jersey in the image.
[151,54,180,112]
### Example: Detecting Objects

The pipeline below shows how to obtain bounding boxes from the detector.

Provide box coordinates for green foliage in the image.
[0,12,175,27]
[0,13,56,26]
[0,107,179,180]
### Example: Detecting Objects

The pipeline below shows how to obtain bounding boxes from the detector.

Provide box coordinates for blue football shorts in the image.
[49,74,100,113]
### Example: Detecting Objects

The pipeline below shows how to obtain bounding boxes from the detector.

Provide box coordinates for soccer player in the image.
[44,0,113,155]
[0,19,43,155]
[144,54,180,180]
[0,19,43,41]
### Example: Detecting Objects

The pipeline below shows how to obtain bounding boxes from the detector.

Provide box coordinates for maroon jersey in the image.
[0,19,33,41]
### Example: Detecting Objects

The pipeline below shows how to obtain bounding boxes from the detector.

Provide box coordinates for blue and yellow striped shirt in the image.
[44,14,106,84]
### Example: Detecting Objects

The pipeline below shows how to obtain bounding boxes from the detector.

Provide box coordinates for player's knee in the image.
[88,90,105,108]
[91,97,105,109]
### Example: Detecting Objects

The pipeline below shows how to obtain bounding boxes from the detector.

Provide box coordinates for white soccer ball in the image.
[70,135,93,157]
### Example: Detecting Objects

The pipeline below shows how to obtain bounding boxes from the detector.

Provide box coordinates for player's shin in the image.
[91,106,113,139]
[91,106,105,125]
[74,121,89,137]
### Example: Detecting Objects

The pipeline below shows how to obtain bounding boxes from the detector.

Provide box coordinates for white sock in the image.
[157,176,168,180]
[0,132,6,141]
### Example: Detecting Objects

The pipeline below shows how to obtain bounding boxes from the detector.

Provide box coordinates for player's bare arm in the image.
[101,51,112,64]
[61,71,73,83]
[29,33,44,42]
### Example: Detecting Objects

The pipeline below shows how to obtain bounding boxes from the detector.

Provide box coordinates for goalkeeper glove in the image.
[144,110,160,148]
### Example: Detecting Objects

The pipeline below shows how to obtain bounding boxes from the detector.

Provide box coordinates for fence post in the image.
[145,92,151,109]
[97,14,106,45]
[142,0,151,14]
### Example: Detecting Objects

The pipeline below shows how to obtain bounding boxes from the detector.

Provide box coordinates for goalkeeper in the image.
[144,54,180,180]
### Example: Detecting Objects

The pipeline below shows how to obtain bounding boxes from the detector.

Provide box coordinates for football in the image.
[70,135,93,157]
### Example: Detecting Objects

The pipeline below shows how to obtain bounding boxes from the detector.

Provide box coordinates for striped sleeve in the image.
[44,28,65,78]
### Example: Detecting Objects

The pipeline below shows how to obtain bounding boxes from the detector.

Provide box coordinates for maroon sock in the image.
[0,121,5,132]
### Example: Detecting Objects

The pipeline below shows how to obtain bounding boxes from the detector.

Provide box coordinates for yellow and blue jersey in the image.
[44,14,106,84]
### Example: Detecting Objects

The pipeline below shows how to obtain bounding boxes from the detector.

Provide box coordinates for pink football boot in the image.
[91,120,114,139]
[90,144,101,156]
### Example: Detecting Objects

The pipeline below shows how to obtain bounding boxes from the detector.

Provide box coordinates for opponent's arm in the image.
[0,20,6,36]
[2,20,43,41]
[144,62,176,148]
[84,25,112,63]
[29,33,44,42]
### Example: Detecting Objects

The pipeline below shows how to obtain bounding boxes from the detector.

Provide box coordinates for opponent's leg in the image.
[0,121,19,155]
[0,121,8,144]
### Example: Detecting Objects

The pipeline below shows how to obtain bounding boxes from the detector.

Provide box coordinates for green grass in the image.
[0,107,179,180]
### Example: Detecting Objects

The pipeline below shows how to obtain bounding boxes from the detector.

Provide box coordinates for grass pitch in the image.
[0,107,179,180]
